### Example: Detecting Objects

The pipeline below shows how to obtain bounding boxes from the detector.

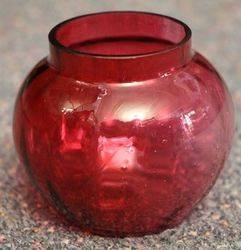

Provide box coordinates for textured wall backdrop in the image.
[0,0,241,249]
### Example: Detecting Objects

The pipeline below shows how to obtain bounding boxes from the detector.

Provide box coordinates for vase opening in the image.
[48,12,192,82]
[49,11,191,57]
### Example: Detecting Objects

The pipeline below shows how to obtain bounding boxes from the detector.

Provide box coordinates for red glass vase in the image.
[13,12,234,237]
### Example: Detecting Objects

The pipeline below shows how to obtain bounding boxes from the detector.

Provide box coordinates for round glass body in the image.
[13,12,234,237]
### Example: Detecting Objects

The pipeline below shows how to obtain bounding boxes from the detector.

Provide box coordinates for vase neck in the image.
[48,12,192,83]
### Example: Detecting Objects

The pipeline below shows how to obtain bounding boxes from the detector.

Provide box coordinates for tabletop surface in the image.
[1,0,241,249]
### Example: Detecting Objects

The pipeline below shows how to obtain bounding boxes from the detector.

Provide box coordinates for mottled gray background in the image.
[1,0,241,249]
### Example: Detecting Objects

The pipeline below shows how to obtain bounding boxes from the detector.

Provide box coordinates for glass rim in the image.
[48,11,192,59]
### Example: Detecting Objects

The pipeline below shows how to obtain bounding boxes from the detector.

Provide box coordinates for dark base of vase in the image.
[80,221,183,238]
[68,220,183,238]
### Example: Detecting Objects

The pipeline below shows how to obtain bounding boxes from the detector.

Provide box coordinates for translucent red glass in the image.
[13,12,234,237]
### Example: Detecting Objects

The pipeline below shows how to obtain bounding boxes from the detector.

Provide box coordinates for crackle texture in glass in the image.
[13,12,234,237]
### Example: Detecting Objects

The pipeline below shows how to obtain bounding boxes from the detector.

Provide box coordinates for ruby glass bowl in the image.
[13,12,234,237]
